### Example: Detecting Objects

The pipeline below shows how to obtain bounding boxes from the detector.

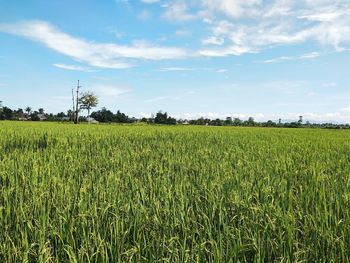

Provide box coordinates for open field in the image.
[0,121,349,262]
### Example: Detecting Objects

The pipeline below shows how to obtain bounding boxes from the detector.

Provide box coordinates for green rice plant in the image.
[0,121,349,262]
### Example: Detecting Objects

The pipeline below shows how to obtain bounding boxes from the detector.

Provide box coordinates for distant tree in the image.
[30,111,40,121]
[233,118,242,126]
[90,108,130,123]
[79,92,98,123]
[56,112,66,118]
[140,116,154,124]
[225,117,233,126]
[190,118,201,125]
[129,117,138,123]
[15,108,25,119]
[154,111,176,125]
[25,107,32,117]
[140,117,148,123]
[0,107,13,120]
[246,117,255,126]
[265,120,276,127]
[0,101,3,115]
[91,107,114,123]
[31,115,40,121]
[298,116,303,125]
[67,110,74,121]
[46,113,55,121]
[167,117,177,125]
[115,110,129,123]
[211,118,224,126]
[190,117,210,125]
[38,108,45,114]
[155,111,168,124]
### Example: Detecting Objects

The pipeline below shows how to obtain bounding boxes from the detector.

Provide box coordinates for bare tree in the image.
[74,81,81,124]
[71,88,76,122]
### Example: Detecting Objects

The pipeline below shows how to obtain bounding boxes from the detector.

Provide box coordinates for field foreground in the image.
[0,122,349,262]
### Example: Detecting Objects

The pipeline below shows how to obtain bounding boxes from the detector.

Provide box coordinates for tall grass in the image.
[0,121,349,262]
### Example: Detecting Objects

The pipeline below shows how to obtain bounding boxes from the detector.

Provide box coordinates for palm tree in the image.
[25,106,32,117]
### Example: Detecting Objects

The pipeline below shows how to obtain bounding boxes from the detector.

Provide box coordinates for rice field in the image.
[0,121,349,262]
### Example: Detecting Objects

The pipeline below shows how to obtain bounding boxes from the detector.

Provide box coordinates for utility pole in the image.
[71,89,75,123]
[75,80,81,124]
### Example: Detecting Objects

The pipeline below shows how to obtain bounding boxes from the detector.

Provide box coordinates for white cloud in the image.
[322,82,337,88]
[115,0,129,3]
[300,52,321,59]
[163,0,350,55]
[201,0,262,18]
[216,69,228,73]
[261,51,321,63]
[340,106,350,112]
[91,85,130,98]
[53,63,96,72]
[298,12,344,22]
[138,10,151,20]
[2,0,350,67]
[157,67,214,72]
[158,67,197,72]
[307,91,317,97]
[138,112,153,118]
[202,36,225,45]
[263,0,294,17]
[174,30,191,37]
[145,96,169,102]
[0,21,190,69]
[158,67,232,74]
[141,0,159,3]
[163,1,198,21]
[199,45,253,57]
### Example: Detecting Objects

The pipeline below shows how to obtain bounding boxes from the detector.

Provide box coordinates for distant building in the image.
[38,114,47,121]
[87,117,99,124]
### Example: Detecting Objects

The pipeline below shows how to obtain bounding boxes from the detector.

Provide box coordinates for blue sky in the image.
[1,0,350,122]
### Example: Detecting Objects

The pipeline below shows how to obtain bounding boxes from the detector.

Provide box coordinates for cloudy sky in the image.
[1,0,350,122]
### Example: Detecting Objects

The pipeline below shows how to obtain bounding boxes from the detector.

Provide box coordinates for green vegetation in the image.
[0,121,349,262]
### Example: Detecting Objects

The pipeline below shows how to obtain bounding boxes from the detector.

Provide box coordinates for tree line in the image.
[0,100,349,129]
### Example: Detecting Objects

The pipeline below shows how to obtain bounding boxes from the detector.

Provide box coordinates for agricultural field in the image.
[0,121,349,262]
